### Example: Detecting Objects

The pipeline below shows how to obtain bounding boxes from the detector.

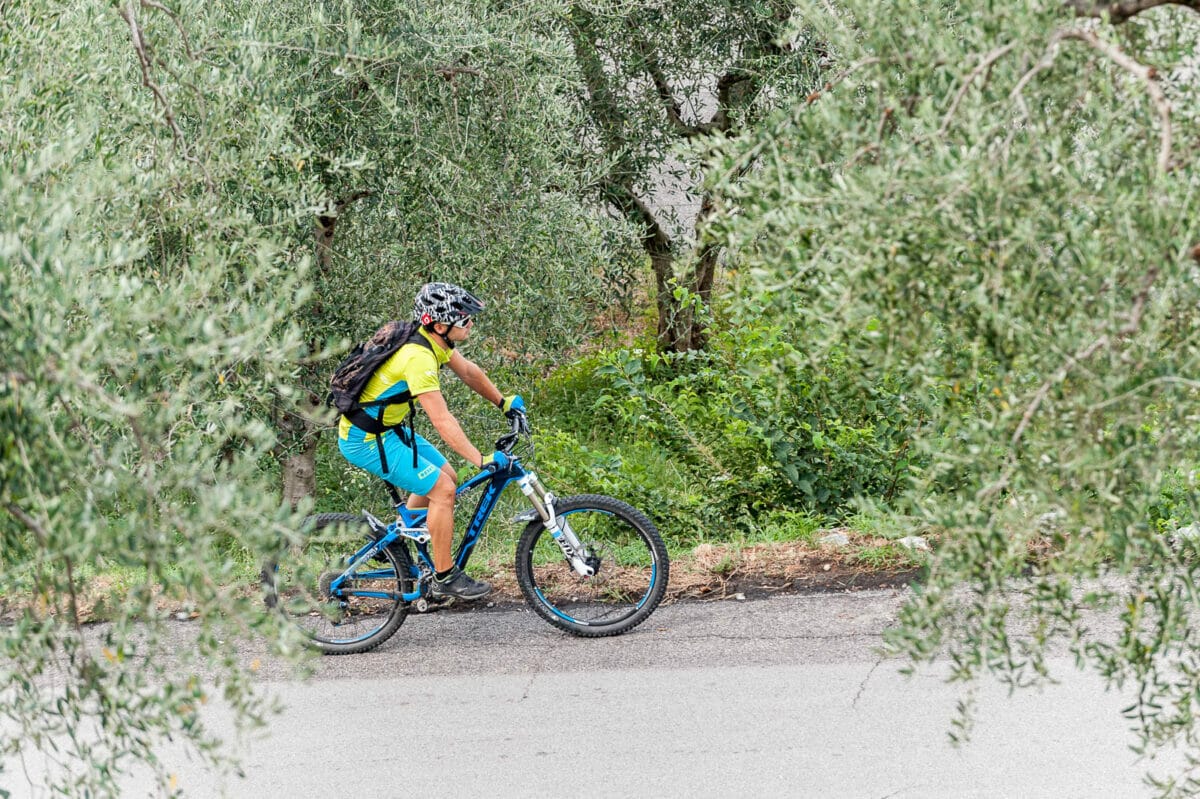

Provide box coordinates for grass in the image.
[849,543,920,570]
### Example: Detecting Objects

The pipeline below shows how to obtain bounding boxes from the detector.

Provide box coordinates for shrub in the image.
[524,316,952,542]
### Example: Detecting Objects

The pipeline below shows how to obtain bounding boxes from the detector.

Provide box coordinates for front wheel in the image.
[262,513,412,655]
[515,495,669,637]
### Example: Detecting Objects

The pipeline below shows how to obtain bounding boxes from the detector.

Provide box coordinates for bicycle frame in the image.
[330,443,593,605]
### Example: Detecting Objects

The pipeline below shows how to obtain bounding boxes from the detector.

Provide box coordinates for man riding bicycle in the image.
[337,282,525,600]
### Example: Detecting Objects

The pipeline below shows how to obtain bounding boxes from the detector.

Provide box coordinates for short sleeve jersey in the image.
[338,328,453,441]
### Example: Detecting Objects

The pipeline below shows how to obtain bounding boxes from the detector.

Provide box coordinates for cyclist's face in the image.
[445,317,473,343]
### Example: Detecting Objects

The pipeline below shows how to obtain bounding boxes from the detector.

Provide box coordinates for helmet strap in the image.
[423,322,456,350]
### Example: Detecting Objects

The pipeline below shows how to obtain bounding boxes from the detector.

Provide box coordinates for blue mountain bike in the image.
[262,415,670,654]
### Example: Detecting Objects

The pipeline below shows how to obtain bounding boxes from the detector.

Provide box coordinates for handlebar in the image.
[494,411,530,457]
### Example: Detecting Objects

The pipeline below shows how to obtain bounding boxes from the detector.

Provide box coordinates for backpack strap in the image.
[344,330,437,475]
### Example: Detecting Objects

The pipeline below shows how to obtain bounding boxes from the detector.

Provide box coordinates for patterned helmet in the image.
[413,282,485,326]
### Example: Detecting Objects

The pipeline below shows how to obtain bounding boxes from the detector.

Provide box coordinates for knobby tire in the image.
[514,494,669,637]
[262,512,411,655]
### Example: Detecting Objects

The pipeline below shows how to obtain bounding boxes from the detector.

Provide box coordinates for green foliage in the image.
[590,326,919,511]
[1,97,306,799]
[0,2,635,781]
[1149,466,1200,534]
[242,0,637,366]
[529,429,713,544]
[709,0,1200,788]
[526,316,934,547]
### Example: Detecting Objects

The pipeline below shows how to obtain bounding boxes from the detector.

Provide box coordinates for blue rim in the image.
[528,508,659,627]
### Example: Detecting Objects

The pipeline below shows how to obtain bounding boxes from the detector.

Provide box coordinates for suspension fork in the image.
[515,472,595,577]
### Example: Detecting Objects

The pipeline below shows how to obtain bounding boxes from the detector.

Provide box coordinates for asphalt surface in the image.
[2,589,1179,798]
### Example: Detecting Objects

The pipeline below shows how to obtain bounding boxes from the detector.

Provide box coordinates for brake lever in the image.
[505,411,530,435]
[495,412,529,456]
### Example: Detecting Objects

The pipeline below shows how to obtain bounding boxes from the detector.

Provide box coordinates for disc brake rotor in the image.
[583,542,610,581]
[316,571,350,624]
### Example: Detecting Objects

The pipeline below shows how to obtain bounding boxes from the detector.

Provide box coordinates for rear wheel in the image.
[262,513,411,655]
[515,495,669,637]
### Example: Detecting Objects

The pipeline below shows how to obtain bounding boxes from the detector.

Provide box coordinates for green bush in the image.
[592,326,917,509]
[523,317,950,543]
[1149,466,1200,534]
[528,429,718,546]
[309,315,964,548]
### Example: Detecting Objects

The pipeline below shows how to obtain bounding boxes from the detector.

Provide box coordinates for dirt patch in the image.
[479,536,925,606]
[664,540,923,601]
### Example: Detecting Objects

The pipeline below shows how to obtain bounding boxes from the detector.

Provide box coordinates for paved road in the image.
[5,589,1175,798]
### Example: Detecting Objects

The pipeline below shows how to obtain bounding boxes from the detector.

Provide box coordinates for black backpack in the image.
[327,320,434,474]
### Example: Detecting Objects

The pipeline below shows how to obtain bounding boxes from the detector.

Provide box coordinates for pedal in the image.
[412,594,452,613]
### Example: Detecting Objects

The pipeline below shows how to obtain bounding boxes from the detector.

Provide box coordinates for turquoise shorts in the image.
[338,429,448,496]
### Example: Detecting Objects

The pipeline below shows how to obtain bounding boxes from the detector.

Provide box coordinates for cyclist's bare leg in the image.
[425,471,457,572]
[405,463,457,511]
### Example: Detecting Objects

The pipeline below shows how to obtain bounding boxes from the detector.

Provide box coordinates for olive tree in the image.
[231,0,634,504]
[554,0,825,352]
[2,0,619,794]
[1,0,319,794]
[711,0,1200,792]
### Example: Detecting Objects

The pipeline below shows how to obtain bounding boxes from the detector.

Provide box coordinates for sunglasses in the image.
[452,316,474,329]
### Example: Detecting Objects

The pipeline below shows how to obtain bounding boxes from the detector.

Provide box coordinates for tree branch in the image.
[335,190,372,214]
[804,57,883,105]
[940,43,1017,135]
[139,0,196,60]
[567,8,631,158]
[57,396,106,466]
[710,70,754,134]
[5,502,48,544]
[601,180,672,255]
[712,55,886,187]
[4,503,83,632]
[120,1,185,147]
[1060,28,1173,173]
[1010,31,1069,112]
[1064,0,1200,23]
[1011,29,1172,173]
[644,51,713,139]
[977,267,1159,503]
[435,65,480,81]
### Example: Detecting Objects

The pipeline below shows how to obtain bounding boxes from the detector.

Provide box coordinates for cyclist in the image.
[337,282,525,600]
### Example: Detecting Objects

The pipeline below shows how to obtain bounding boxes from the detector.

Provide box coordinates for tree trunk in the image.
[652,250,689,353]
[567,3,793,353]
[600,182,698,353]
[685,193,721,351]
[316,212,337,271]
[282,436,318,510]
[274,214,338,508]
[652,192,722,353]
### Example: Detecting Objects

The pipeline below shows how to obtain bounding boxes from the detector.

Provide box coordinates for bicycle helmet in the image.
[412,282,485,326]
